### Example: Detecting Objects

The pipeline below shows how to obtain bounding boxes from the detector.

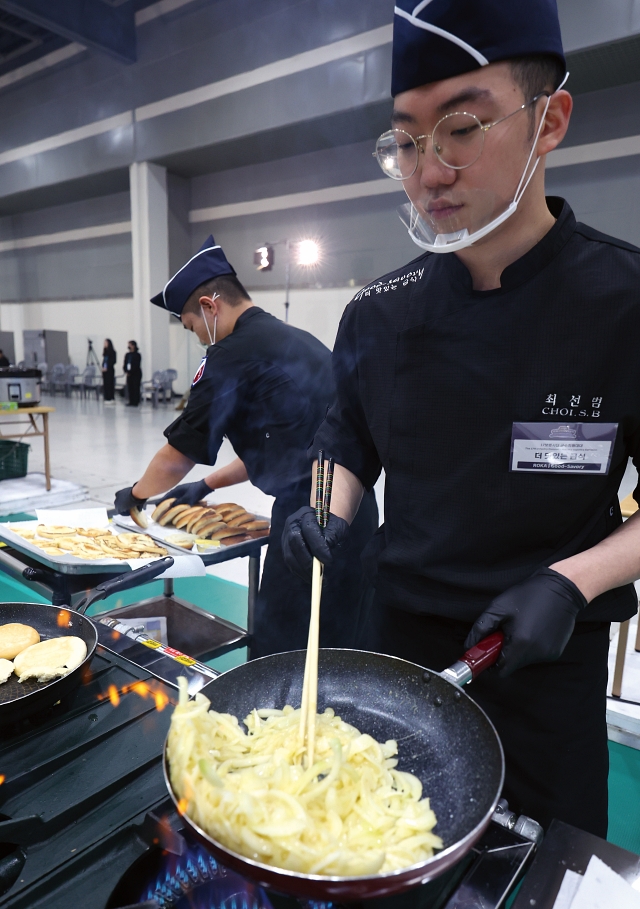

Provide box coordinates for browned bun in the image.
[214,506,241,517]
[209,525,247,541]
[220,534,250,546]
[158,504,191,526]
[151,498,176,522]
[226,513,256,527]
[195,517,227,538]
[191,512,222,535]
[174,506,207,529]
[217,508,245,522]
[186,509,215,534]
[130,507,149,529]
[243,520,270,532]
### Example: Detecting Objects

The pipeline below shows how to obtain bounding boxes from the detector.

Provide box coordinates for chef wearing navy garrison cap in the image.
[283,0,640,835]
[115,236,378,657]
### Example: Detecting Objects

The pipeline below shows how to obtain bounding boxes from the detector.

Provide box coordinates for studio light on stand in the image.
[253,245,274,271]
[297,239,320,266]
[253,238,322,323]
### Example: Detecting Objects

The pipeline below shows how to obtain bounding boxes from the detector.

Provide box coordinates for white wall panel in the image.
[249,286,359,352]
[0,298,136,373]
[0,287,360,391]
[167,286,361,397]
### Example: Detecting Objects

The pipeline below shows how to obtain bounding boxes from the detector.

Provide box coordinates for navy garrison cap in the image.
[392,0,566,96]
[150,235,236,317]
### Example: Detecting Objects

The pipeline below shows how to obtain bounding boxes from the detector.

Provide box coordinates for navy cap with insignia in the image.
[150,235,236,317]
[392,0,565,97]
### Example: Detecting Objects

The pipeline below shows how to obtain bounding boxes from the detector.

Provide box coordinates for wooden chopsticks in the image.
[299,451,334,767]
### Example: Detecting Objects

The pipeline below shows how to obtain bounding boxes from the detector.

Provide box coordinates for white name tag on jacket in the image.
[510,422,618,475]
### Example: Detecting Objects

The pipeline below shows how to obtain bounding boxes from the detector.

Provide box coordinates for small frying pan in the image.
[0,557,174,726]
[164,634,504,902]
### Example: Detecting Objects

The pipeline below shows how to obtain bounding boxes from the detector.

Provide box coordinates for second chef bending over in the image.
[114,236,378,657]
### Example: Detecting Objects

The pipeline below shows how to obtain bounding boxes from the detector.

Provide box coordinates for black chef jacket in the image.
[164,307,333,495]
[314,197,640,624]
[123,351,141,374]
[163,305,379,657]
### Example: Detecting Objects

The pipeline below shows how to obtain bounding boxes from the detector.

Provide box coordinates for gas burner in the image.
[109,838,343,909]
[0,642,541,909]
[108,840,276,909]
[106,806,541,909]
[140,843,272,909]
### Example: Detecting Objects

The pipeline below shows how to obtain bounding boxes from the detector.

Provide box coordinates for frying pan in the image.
[0,556,174,726]
[164,633,504,902]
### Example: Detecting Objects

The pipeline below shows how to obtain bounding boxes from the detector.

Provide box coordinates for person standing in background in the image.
[124,340,142,407]
[102,338,116,405]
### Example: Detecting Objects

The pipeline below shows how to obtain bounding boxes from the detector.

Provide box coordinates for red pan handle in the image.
[459,631,504,679]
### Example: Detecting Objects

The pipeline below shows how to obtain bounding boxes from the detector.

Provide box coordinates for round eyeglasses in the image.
[374,93,550,179]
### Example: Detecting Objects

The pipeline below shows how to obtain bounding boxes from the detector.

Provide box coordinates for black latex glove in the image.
[464,567,588,678]
[282,506,350,582]
[160,479,212,507]
[114,486,148,516]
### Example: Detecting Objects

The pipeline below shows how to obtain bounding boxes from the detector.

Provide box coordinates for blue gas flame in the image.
[139,843,272,909]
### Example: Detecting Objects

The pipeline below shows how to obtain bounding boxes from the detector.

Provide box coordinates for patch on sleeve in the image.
[191,356,207,386]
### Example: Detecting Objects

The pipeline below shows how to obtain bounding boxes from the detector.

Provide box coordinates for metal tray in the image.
[113,507,270,557]
[0,522,131,575]
[112,514,203,555]
[0,512,271,576]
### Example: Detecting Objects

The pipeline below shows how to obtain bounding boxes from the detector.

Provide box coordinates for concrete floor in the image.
[29,392,272,512]
[608,614,640,748]
[27,391,276,586]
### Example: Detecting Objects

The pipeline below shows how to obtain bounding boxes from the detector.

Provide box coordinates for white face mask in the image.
[200,294,219,347]
[399,93,554,254]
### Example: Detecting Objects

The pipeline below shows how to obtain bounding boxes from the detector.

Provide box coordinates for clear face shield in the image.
[375,76,567,254]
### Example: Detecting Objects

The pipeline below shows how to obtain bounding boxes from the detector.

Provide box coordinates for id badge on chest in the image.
[510,422,618,475]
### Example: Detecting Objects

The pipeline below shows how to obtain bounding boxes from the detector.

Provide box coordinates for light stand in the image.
[284,239,291,323]
[254,238,320,323]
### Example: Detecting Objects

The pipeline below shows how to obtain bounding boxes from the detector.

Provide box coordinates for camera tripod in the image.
[86,339,101,368]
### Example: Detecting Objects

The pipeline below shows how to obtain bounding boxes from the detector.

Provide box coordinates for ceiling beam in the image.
[566,33,640,95]
[0,0,136,63]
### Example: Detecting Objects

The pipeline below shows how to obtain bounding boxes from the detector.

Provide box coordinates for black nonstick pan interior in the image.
[167,648,504,901]
[0,601,96,724]
[0,556,174,725]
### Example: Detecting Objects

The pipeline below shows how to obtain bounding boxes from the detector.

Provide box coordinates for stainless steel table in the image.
[0,533,269,661]
[512,819,640,908]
